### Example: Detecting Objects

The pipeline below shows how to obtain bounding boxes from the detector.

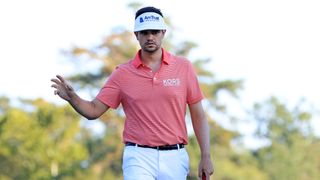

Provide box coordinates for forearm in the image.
[189,101,211,157]
[68,92,102,120]
[191,114,211,157]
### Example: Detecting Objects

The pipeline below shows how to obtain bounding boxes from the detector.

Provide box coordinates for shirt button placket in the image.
[152,76,156,84]
[153,72,160,85]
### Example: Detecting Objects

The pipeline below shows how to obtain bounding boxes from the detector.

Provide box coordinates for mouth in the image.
[145,41,156,46]
[145,44,156,48]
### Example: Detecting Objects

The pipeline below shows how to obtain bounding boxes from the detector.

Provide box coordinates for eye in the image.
[151,30,160,35]
[140,31,148,35]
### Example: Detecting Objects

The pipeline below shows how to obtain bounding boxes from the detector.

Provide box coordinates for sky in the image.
[0,0,319,141]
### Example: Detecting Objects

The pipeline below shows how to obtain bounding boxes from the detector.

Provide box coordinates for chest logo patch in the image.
[163,78,180,86]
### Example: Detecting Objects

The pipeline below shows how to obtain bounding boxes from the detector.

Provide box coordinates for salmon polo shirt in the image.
[96,48,204,146]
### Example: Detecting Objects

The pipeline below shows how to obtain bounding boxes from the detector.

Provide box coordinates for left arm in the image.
[189,101,214,179]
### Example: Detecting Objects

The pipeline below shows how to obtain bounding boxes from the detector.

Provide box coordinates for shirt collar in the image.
[132,48,171,68]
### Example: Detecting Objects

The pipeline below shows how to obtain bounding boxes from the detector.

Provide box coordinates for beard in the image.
[142,42,160,53]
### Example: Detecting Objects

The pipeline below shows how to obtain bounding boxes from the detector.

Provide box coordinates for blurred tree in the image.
[187,118,269,180]
[251,97,320,180]
[0,98,88,179]
[0,96,10,114]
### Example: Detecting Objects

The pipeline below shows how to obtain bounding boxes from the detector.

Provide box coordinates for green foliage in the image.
[187,118,269,180]
[0,96,10,113]
[0,98,88,179]
[252,97,320,180]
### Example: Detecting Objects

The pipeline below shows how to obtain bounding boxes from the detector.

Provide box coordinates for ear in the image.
[162,30,166,35]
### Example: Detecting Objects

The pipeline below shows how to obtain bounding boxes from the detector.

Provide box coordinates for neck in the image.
[140,48,163,65]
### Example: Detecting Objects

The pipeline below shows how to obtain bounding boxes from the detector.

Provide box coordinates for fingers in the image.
[51,75,71,90]
[51,78,62,86]
[51,84,58,89]
[199,168,214,179]
[199,171,210,180]
[51,75,74,100]
[50,75,65,83]
[205,171,209,180]
[56,75,66,83]
[51,75,64,96]
[198,169,203,178]
[210,169,214,175]
[199,170,208,180]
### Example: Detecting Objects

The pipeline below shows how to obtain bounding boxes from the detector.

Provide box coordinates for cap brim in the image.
[134,25,167,32]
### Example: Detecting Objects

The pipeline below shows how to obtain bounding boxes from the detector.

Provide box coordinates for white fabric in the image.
[134,12,167,32]
[122,145,189,180]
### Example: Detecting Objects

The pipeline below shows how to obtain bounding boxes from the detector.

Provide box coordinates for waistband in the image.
[125,142,184,150]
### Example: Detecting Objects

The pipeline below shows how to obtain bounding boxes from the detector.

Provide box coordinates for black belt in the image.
[125,142,184,150]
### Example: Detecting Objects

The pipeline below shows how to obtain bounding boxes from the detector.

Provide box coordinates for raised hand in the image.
[51,75,74,101]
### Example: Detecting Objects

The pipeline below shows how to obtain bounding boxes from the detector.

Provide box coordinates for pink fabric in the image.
[96,49,203,146]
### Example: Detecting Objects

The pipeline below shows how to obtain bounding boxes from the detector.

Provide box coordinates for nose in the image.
[145,32,154,39]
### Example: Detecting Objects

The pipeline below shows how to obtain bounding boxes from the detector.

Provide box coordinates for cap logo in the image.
[134,12,167,32]
[143,15,160,22]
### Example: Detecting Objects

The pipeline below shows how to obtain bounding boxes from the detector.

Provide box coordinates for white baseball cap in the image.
[134,12,167,32]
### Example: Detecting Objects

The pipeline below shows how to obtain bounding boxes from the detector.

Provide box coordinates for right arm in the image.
[51,75,109,120]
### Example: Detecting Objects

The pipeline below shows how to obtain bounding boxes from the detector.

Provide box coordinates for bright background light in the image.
[0,0,319,137]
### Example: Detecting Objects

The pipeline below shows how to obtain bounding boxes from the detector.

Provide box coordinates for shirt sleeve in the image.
[186,61,204,104]
[96,68,122,109]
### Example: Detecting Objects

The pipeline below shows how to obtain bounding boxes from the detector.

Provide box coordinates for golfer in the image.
[51,6,214,180]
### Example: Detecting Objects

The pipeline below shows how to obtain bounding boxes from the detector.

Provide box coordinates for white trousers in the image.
[122,145,189,180]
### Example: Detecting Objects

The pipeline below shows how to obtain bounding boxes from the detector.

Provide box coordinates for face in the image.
[135,30,166,53]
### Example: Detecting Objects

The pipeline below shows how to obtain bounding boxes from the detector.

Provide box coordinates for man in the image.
[51,6,214,180]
